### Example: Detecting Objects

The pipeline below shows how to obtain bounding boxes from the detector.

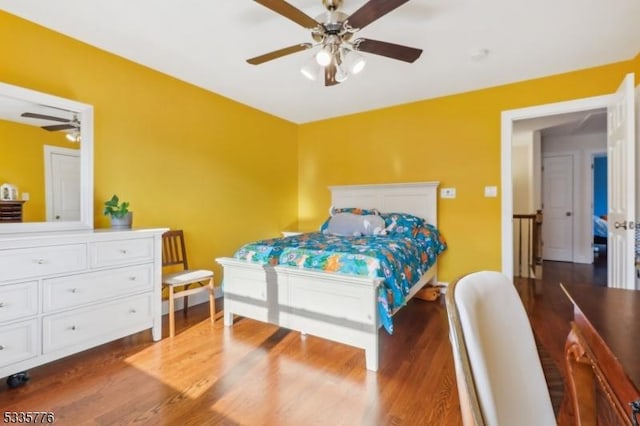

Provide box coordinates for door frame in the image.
[501,94,612,278]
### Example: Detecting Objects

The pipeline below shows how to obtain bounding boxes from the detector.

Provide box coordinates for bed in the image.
[593,214,608,245]
[216,181,445,371]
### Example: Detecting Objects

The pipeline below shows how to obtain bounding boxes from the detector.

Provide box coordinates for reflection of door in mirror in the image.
[44,146,80,221]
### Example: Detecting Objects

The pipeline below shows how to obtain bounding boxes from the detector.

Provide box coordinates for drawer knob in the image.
[70,288,79,293]
[0,345,4,350]
[120,249,128,254]
[70,325,77,331]
[34,258,47,264]
[129,276,137,281]
[0,302,4,308]
[129,309,137,314]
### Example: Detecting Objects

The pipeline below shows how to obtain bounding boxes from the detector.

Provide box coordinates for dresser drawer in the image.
[0,320,39,368]
[42,293,153,353]
[89,238,154,268]
[0,244,87,282]
[43,264,154,312]
[0,281,38,323]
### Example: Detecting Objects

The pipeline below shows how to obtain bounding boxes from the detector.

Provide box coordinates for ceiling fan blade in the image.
[254,0,319,29]
[42,124,76,131]
[21,112,70,123]
[247,43,312,65]
[355,38,422,63]
[324,63,339,87]
[347,0,410,30]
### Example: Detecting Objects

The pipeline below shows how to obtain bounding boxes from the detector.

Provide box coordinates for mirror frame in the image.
[0,82,93,234]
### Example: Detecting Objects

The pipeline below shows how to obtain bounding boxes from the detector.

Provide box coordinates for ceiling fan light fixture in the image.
[300,59,321,81]
[65,130,81,143]
[315,48,333,66]
[335,65,349,82]
[344,50,366,75]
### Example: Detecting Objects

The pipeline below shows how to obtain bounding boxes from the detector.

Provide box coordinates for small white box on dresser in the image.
[0,228,167,381]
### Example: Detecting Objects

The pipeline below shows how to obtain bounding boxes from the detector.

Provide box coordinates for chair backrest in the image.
[162,230,189,270]
[445,271,555,426]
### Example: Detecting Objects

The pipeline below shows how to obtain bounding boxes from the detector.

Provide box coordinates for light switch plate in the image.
[484,186,498,197]
[441,188,456,199]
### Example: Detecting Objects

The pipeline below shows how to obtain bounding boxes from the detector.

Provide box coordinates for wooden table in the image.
[561,283,640,425]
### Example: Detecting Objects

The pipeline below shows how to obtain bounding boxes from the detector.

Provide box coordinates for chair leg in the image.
[168,286,175,338]
[208,278,216,324]
[183,285,189,317]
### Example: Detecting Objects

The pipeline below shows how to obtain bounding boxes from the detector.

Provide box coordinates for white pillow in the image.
[324,213,385,236]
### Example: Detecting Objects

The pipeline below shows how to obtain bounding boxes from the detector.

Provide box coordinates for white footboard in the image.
[217,258,280,327]
[217,257,383,371]
[218,257,439,371]
[274,265,382,371]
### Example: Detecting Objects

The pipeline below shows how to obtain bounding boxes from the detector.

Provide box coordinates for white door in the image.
[44,146,80,221]
[542,155,573,261]
[607,73,636,289]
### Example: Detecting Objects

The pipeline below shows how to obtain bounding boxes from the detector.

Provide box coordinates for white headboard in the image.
[329,181,440,226]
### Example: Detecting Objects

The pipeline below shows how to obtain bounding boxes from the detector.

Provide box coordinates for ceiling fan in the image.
[247,0,422,86]
[20,111,80,132]
[21,112,81,142]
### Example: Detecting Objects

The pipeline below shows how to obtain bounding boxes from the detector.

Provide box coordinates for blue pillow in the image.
[380,213,426,237]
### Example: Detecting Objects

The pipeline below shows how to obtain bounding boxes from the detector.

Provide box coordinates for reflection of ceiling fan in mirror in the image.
[21,112,81,142]
[248,0,422,86]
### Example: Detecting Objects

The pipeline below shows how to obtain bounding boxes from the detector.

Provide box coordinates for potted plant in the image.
[103,194,132,228]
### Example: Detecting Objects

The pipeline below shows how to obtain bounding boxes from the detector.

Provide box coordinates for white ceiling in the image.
[1,0,639,124]
[513,108,607,137]
[0,97,75,126]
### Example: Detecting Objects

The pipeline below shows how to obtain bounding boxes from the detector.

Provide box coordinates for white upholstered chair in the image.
[445,271,556,426]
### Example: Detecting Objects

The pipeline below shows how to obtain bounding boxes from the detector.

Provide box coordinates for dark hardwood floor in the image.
[0,259,606,425]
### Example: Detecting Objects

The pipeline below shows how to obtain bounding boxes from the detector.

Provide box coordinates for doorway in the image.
[502,73,637,290]
[501,94,613,282]
[509,107,608,269]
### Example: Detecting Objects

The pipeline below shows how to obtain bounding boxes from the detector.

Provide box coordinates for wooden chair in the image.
[161,230,219,337]
[445,271,576,425]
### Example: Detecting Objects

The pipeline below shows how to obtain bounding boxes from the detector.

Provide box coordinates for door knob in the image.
[565,212,572,216]
[614,221,628,229]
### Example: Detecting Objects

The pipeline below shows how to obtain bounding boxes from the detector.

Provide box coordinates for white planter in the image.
[110,212,132,228]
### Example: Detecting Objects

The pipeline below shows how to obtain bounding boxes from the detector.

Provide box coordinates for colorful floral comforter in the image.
[233,224,447,333]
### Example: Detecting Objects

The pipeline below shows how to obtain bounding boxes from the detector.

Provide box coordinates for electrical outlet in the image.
[441,188,456,199]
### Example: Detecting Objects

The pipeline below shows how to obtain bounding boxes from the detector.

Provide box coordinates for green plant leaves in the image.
[103,194,130,218]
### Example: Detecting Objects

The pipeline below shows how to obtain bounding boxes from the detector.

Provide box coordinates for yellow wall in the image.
[298,60,637,282]
[2,10,638,285]
[0,119,78,221]
[0,11,299,278]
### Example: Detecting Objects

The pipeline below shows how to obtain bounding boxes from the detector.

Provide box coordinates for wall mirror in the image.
[0,81,93,234]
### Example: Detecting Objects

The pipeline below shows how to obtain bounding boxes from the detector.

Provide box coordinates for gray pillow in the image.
[325,213,385,236]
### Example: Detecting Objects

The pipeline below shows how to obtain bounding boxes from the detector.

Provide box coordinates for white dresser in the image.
[0,228,167,380]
